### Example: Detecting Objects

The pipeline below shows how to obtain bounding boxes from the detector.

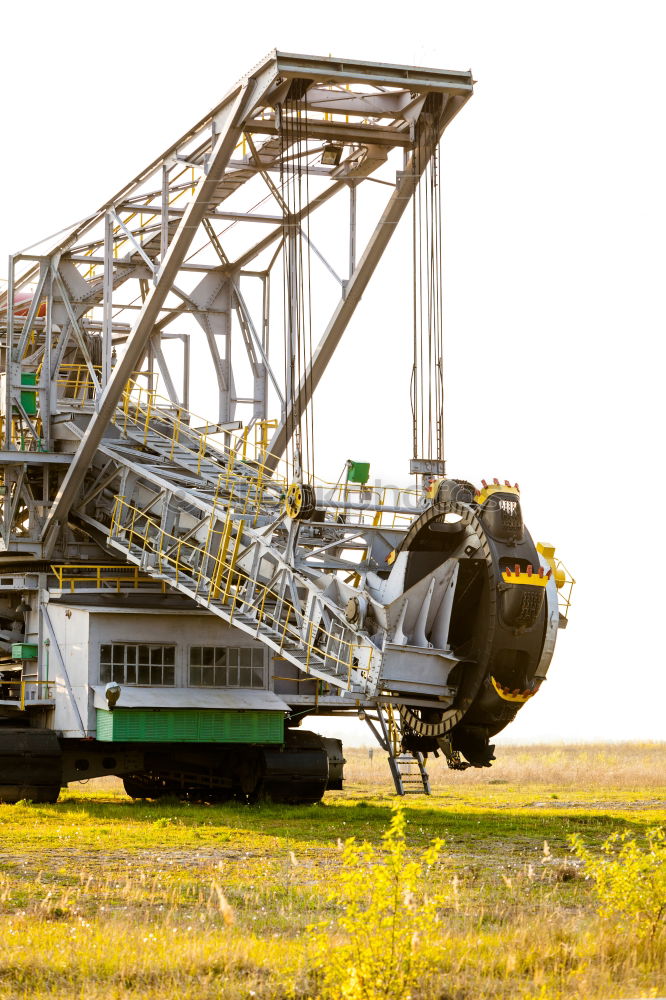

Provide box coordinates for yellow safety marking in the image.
[2,680,54,711]
[209,516,233,600]
[221,519,244,605]
[425,477,443,499]
[490,675,540,703]
[502,567,550,588]
[536,541,567,590]
[476,480,520,505]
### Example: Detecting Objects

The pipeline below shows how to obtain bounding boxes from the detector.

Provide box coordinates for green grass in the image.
[0,743,664,999]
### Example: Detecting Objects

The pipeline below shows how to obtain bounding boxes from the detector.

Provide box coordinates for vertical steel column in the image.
[4,255,14,450]
[41,266,53,450]
[160,164,169,264]
[349,183,357,276]
[101,213,114,391]
[182,334,190,412]
[221,279,232,425]
[261,271,270,420]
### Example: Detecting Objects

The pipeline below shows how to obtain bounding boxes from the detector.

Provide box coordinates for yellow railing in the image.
[56,363,101,405]
[116,378,289,483]
[4,360,419,533]
[110,496,366,688]
[314,480,421,529]
[0,680,54,710]
[113,379,420,530]
[555,559,576,620]
[113,381,289,526]
[56,365,157,408]
[0,415,46,452]
[384,703,402,757]
[50,564,166,593]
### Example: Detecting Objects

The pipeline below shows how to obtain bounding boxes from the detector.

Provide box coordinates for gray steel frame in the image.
[1,50,472,555]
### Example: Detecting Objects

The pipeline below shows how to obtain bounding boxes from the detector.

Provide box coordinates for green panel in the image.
[19,372,37,416]
[347,460,370,484]
[96,708,284,743]
[11,643,38,659]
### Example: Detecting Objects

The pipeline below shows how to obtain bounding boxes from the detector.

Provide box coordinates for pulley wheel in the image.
[285,482,316,520]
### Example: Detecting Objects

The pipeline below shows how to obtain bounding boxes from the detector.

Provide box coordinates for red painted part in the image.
[9,291,46,318]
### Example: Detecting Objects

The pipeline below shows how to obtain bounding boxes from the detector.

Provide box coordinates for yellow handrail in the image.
[554,559,576,620]
[114,377,291,488]
[50,564,165,593]
[0,680,54,710]
[110,497,360,679]
[109,378,421,529]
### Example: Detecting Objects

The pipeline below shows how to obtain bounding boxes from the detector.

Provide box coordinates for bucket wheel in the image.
[391,486,558,766]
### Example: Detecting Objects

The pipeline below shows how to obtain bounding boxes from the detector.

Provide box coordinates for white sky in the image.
[1,1,664,745]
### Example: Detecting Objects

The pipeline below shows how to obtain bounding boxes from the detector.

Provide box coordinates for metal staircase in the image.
[390,752,431,796]
[69,384,376,698]
[365,703,432,796]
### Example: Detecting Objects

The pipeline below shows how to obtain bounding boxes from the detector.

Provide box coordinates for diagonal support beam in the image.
[42,66,277,555]
[15,261,49,359]
[109,210,158,277]
[51,267,101,392]
[233,179,347,270]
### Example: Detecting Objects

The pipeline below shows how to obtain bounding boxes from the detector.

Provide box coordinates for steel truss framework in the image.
[0,51,472,551]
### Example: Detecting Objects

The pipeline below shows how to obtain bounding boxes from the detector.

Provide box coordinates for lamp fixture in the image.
[321,142,343,167]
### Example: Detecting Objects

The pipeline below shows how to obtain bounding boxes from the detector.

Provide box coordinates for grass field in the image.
[0,742,664,999]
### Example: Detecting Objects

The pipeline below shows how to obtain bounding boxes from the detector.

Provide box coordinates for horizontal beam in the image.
[227,159,331,176]
[303,87,415,117]
[0,452,74,464]
[244,118,412,148]
[117,203,283,224]
[274,51,474,94]
[1,316,132,333]
[64,254,214,273]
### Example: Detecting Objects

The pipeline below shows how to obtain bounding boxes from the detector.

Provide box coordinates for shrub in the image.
[570,827,665,939]
[310,803,445,1000]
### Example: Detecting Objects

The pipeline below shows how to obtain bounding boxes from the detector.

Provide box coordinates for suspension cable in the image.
[412,107,445,474]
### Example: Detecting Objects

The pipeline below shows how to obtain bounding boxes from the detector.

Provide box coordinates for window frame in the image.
[99,642,177,686]
[187,645,267,689]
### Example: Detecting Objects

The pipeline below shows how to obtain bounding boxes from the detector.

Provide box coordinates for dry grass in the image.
[1,742,664,999]
[346,741,666,790]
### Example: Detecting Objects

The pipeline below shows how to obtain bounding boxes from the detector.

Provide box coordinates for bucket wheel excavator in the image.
[0,51,572,802]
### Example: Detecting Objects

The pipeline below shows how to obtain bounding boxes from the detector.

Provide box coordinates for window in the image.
[100,643,176,685]
[189,646,266,688]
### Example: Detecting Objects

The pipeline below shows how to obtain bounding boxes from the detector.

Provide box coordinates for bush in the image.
[570,827,665,939]
[310,803,445,1000]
